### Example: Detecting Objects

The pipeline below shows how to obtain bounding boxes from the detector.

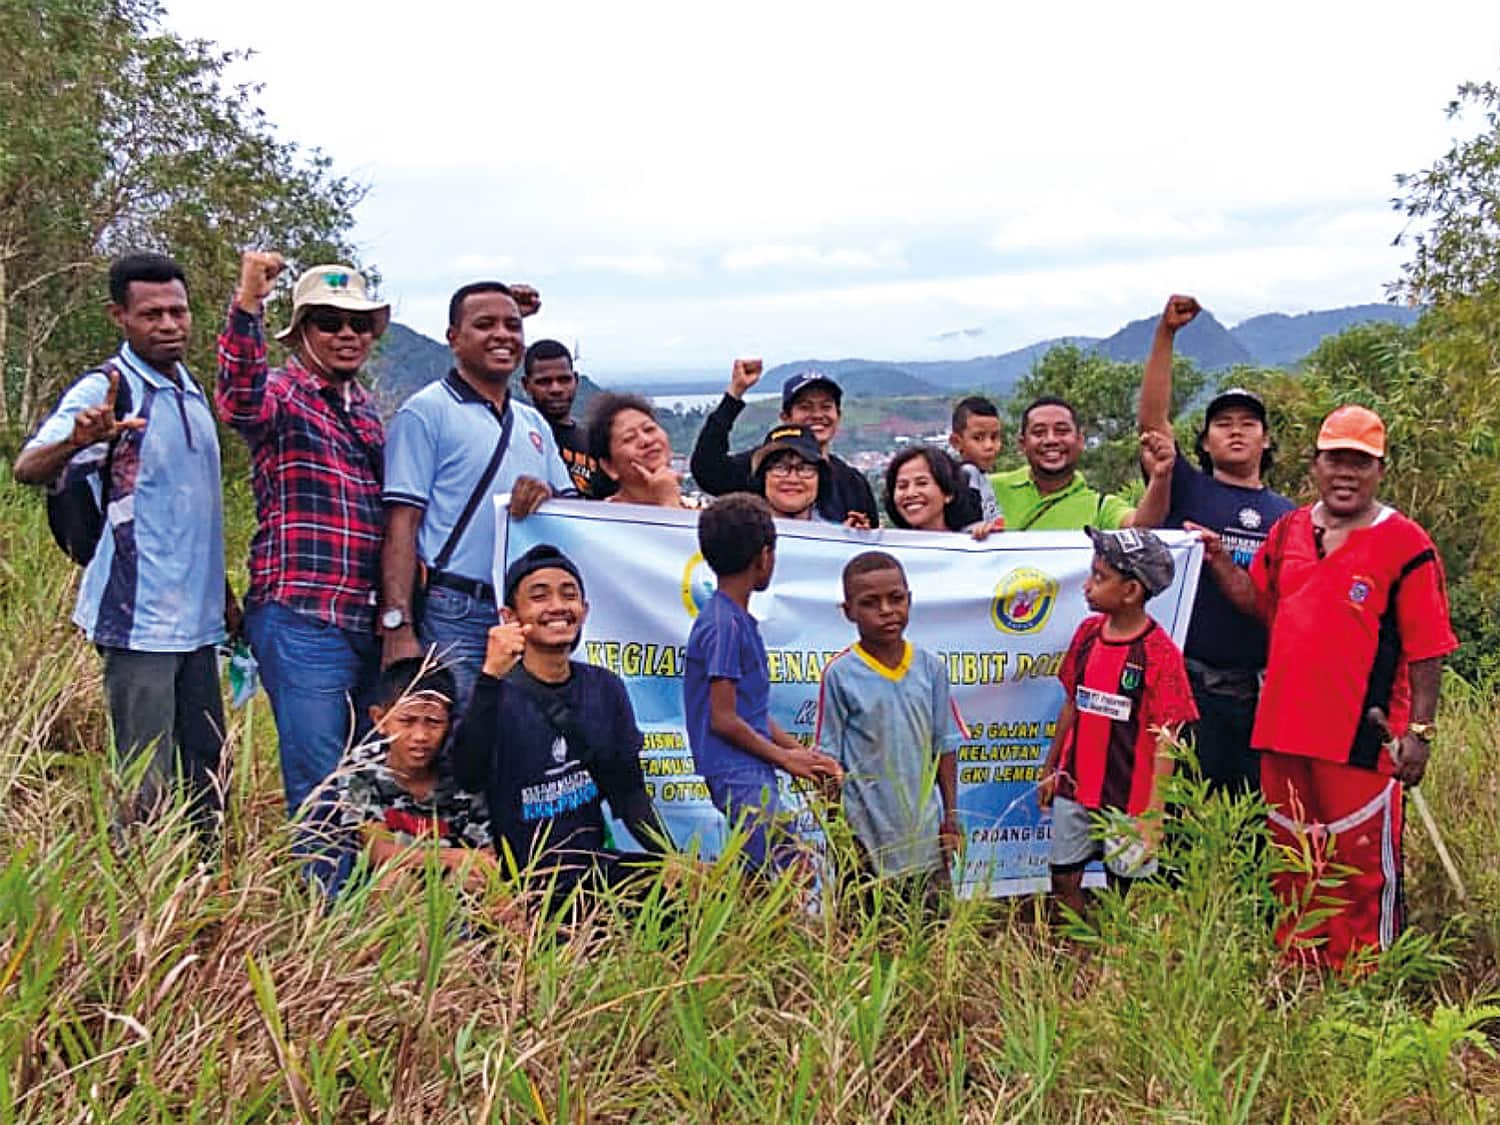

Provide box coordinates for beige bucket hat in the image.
[275,264,391,342]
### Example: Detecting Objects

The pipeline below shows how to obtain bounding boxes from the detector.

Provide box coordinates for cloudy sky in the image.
[168,0,1500,380]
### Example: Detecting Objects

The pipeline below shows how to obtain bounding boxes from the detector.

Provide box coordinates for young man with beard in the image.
[218,253,390,871]
[690,360,880,525]
[988,396,1175,532]
[452,545,672,906]
[381,282,573,714]
[521,339,612,498]
[19,253,229,834]
[1137,295,1296,794]
[1200,407,1457,969]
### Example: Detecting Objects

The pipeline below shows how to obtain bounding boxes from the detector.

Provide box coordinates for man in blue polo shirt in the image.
[1137,294,1296,794]
[381,281,572,711]
[14,253,229,832]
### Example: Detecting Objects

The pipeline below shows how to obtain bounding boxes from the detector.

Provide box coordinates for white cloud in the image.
[721,242,906,272]
[157,0,1500,369]
[570,254,700,278]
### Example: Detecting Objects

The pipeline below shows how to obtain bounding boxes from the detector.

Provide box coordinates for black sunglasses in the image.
[305,309,376,335]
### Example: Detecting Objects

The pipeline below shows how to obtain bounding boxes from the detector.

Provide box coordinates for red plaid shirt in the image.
[216,305,385,633]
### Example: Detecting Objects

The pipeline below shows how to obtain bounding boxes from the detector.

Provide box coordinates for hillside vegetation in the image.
[1,473,1498,1120]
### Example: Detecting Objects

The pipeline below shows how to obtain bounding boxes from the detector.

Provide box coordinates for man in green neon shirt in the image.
[987,395,1174,531]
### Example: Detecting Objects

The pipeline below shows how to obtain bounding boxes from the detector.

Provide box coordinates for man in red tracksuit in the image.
[1199,405,1457,969]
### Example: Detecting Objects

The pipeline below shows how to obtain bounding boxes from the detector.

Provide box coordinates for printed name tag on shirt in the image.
[1076,686,1133,721]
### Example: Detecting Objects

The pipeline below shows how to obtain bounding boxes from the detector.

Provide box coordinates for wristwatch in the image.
[379,606,409,631]
[1407,721,1437,742]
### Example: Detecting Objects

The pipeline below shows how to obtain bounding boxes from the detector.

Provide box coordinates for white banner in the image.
[498,499,1202,897]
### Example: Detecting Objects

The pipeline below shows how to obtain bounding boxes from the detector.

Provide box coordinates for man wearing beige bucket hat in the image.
[216,250,392,885]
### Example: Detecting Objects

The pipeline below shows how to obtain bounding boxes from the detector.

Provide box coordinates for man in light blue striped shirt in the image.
[15,254,228,832]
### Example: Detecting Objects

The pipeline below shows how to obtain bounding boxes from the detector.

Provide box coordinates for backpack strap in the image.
[505,664,599,770]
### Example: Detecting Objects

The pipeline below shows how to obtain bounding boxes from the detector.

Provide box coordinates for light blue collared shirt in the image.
[27,344,226,651]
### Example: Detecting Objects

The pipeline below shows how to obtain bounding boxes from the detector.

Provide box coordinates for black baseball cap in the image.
[750,424,824,475]
[781,371,843,412]
[1204,387,1267,424]
[503,543,585,608]
[1084,526,1176,598]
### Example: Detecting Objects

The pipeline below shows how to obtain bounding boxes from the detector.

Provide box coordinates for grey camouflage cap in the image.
[1084,525,1175,598]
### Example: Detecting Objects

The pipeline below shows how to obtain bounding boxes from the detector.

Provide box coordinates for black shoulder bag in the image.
[413,402,515,621]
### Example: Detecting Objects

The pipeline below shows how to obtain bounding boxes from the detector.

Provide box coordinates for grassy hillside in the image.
[1,469,1497,1120]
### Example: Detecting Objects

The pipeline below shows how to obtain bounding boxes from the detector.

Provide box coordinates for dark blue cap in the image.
[780,370,843,412]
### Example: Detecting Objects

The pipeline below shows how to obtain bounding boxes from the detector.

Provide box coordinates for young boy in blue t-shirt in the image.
[816,552,962,893]
[683,493,843,870]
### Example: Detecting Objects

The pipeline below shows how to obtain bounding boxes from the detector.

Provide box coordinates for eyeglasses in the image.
[765,460,818,480]
[305,309,376,335]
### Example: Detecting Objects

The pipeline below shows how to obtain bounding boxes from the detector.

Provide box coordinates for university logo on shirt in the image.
[529,429,544,453]
[1238,507,1263,530]
[1348,576,1373,606]
[1120,662,1143,692]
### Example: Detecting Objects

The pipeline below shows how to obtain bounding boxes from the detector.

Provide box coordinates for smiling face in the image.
[892,455,952,531]
[1201,406,1269,477]
[110,279,191,369]
[509,566,588,651]
[299,306,376,378]
[447,291,524,384]
[842,565,910,649]
[522,356,578,424]
[760,449,820,518]
[783,388,841,447]
[373,695,451,775]
[602,407,672,484]
[1312,448,1384,517]
[1020,404,1085,480]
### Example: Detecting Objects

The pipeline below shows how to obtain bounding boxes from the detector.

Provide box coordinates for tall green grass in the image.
[1,467,1496,1122]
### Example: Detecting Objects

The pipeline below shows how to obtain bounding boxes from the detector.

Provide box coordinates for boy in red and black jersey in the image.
[1039,527,1198,917]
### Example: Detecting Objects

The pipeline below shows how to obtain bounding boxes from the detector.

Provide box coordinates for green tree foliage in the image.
[1234,315,1500,679]
[1006,344,1207,493]
[1392,79,1500,307]
[0,0,365,440]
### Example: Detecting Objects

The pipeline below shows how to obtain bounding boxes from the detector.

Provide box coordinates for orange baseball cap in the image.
[1316,405,1385,458]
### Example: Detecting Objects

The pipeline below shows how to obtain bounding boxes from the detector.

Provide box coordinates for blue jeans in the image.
[418,583,497,719]
[246,602,380,886]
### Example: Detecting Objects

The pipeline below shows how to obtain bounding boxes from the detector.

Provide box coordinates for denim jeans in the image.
[245,601,380,887]
[417,583,497,719]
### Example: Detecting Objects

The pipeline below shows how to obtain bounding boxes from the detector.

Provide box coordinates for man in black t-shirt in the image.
[520,340,613,498]
[451,544,669,906]
[1136,295,1295,794]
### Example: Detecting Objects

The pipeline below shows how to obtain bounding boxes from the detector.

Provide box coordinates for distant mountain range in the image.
[764,303,1420,399]
[366,302,1421,410]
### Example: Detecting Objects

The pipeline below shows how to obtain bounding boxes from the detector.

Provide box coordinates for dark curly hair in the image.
[698,493,777,576]
[585,392,659,466]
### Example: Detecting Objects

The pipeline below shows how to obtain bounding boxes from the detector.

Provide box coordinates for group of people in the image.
[15,253,1456,967]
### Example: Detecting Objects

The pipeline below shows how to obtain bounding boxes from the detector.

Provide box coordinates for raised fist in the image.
[1139,429,1176,481]
[482,619,531,678]
[509,284,542,318]
[729,358,764,399]
[1159,294,1201,334]
[236,250,285,313]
